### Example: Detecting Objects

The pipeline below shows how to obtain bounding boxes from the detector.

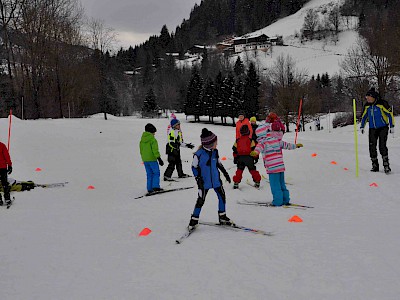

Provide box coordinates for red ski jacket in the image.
[0,142,12,169]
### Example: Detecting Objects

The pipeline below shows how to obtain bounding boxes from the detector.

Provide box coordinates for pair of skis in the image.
[237,199,313,209]
[134,186,195,199]
[35,182,69,188]
[176,221,273,244]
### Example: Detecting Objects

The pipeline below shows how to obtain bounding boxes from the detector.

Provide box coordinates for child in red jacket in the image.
[0,142,12,206]
[232,125,261,189]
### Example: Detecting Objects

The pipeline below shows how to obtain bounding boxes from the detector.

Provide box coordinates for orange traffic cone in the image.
[139,228,152,236]
[288,215,303,222]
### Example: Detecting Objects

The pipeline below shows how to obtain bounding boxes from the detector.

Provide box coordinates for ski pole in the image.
[295,98,303,144]
[353,99,359,178]
[7,109,12,151]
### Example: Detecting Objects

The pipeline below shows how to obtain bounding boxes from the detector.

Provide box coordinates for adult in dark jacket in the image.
[360,87,395,173]
[0,141,12,206]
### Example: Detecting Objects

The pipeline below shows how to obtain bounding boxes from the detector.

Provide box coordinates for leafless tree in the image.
[85,17,117,53]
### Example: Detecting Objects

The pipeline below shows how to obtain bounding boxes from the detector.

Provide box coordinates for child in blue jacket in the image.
[188,128,232,229]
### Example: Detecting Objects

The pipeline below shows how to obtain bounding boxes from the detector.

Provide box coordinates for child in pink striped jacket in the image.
[251,113,303,206]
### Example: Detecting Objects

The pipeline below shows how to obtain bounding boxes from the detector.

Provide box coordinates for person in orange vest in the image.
[235,111,253,139]
[0,141,12,206]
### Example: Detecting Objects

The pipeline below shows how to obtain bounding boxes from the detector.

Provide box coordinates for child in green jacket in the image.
[140,124,164,195]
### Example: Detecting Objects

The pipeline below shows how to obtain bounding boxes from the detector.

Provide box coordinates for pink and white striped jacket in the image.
[254,123,296,174]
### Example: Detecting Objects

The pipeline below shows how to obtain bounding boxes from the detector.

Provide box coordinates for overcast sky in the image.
[80,0,199,49]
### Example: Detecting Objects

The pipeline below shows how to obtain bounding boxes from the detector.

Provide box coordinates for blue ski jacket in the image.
[192,147,226,190]
[360,99,395,129]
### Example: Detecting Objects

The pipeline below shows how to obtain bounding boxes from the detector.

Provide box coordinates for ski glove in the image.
[250,151,258,157]
[195,176,204,189]
[390,127,394,134]
[360,128,364,134]
[7,166,12,175]
[186,143,195,149]
[157,157,164,166]
[296,143,303,148]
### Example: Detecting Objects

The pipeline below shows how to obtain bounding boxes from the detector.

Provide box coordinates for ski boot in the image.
[254,181,260,189]
[145,190,155,196]
[179,174,191,178]
[233,182,239,189]
[218,211,234,226]
[164,176,174,181]
[370,158,379,172]
[383,156,391,174]
[153,188,164,192]
[188,215,199,230]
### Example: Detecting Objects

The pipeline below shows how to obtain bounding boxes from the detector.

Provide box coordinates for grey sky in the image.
[80,0,199,49]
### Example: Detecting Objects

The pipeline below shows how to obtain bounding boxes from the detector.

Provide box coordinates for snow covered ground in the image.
[0,113,399,299]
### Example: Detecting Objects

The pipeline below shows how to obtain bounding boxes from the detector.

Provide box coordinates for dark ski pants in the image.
[269,172,289,206]
[233,156,261,183]
[164,153,183,178]
[192,186,226,218]
[0,169,11,200]
[369,126,389,159]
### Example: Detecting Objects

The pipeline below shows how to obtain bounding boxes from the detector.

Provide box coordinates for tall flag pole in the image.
[353,99,359,177]
[295,98,303,144]
[7,109,12,151]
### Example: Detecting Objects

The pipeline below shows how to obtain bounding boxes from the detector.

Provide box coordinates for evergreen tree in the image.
[185,67,203,121]
[142,88,158,116]
[202,78,216,122]
[234,56,245,77]
[243,62,260,117]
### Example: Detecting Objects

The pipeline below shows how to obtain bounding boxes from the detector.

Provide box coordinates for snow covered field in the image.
[1,114,399,299]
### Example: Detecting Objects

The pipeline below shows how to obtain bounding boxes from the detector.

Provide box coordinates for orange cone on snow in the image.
[288,215,303,223]
[330,161,337,165]
[87,185,95,190]
[343,168,349,171]
[311,153,317,157]
[139,228,152,236]
[221,156,227,160]
[35,168,42,171]
[369,182,378,187]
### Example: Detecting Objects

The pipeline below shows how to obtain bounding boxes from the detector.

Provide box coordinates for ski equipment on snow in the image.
[134,186,195,199]
[199,221,273,236]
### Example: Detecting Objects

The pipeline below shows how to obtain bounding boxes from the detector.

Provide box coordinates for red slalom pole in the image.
[294,99,303,144]
[7,109,12,151]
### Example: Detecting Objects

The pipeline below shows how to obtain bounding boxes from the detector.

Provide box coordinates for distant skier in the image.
[139,123,164,195]
[0,141,12,206]
[251,114,303,206]
[188,128,232,230]
[360,87,395,173]
[166,112,177,135]
[164,119,194,181]
[249,116,258,143]
[232,124,261,189]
